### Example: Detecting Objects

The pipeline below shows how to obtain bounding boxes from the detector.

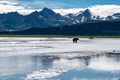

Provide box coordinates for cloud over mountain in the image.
[0,0,35,15]
[0,0,120,17]
[54,5,120,17]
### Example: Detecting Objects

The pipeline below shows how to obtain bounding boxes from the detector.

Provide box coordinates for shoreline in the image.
[0,34,120,38]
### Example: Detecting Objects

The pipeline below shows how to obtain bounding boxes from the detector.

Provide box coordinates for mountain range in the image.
[1,19,120,36]
[0,7,120,32]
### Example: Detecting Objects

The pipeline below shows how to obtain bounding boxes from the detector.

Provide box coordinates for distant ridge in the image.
[1,19,120,36]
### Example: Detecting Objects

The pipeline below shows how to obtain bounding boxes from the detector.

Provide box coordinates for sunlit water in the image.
[0,38,120,80]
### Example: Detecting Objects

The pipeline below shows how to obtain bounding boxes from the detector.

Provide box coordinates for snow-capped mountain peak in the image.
[75,11,83,16]
[74,9,101,22]
[0,7,120,32]
[106,13,120,20]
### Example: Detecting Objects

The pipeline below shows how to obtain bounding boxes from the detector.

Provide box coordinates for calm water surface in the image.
[0,53,120,80]
[0,38,120,80]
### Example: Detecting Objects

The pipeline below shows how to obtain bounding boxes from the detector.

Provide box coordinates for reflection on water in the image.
[0,53,120,80]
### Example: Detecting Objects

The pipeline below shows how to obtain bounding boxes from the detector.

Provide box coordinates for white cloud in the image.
[54,8,86,15]
[0,0,18,5]
[89,5,120,17]
[0,0,120,17]
[19,0,75,9]
[17,9,36,15]
[0,3,23,13]
[0,0,35,15]
[54,5,120,17]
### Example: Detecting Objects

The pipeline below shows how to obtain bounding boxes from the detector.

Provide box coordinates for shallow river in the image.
[0,53,120,80]
[0,38,120,80]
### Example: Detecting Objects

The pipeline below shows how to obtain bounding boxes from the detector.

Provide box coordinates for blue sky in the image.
[17,0,120,9]
[0,0,120,17]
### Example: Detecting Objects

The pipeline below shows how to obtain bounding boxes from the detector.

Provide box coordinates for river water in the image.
[0,38,120,80]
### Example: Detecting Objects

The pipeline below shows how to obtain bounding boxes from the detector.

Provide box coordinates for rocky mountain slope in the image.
[0,7,120,32]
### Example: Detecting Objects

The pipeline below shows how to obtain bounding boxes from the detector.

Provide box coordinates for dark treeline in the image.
[1,19,120,36]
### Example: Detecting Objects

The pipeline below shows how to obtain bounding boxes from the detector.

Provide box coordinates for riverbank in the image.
[1,34,120,38]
